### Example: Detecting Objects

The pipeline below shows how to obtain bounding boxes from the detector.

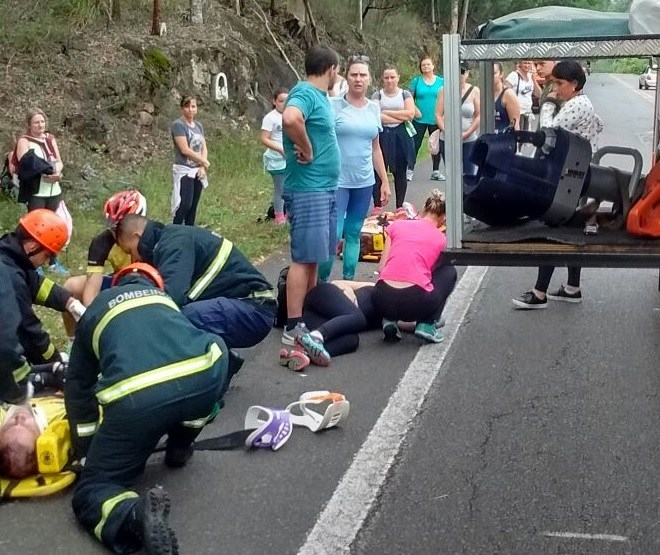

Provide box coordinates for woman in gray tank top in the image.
[434,62,481,177]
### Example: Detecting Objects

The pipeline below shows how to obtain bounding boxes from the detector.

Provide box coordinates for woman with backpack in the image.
[15,108,68,275]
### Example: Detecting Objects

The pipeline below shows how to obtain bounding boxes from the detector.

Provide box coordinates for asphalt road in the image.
[1,73,657,555]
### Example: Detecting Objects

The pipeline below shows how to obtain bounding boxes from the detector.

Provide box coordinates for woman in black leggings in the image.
[302,281,380,357]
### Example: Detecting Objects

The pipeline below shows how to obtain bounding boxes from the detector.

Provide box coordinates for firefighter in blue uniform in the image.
[115,214,276,350]
[65,262,229,554]
[0,209,85,403]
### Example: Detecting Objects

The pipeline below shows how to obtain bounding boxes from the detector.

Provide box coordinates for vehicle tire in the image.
[639,83,643,89]
[645,84,649,90]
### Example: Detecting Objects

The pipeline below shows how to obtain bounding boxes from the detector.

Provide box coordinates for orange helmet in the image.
[112,262,165,290]
[104,190,147,224]
[19,209,68,254]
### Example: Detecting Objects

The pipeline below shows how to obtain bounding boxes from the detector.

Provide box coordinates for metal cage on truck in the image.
[441,29,660,269]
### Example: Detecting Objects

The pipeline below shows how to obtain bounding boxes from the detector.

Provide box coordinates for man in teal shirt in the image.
[281,44,341,349]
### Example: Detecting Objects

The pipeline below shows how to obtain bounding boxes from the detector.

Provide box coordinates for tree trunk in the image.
[151,0,161,35]
[301,0,319,44]
[270,0,275,16]
[450,0,459,34]
[459,0,470,37]
[191,0,203,24]
[111,0,121,21]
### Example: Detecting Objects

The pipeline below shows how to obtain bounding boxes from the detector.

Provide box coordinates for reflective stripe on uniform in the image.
[13,361,30,383]
[187,239,233,301]
[96,342,222,405]
[35,278,55,304]
[182,402,221,429]
[86,265,105,274]
[76,421,99,437]
[94,491,140,541]
[43,343,55,361]
[92,296,180,357]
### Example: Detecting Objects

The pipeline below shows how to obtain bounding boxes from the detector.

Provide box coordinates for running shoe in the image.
[406,169,414,181]
[547,285,582,303]
[295,330,331,367]
[382,318,402,343]
[279,348,311,372]
[414,322,444,343]
[430,170,446,181]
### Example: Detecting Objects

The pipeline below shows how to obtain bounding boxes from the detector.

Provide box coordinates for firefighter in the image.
[0,209,86,384]
[115,214,275,350]
[0,259,32,404]
[62,189,147,349]
[65,262,229,554]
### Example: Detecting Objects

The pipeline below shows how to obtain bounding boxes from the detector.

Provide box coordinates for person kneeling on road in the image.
[65,262,229,554]
[115,214,276,351]
[0,210,86,386]
[62,189,147,351]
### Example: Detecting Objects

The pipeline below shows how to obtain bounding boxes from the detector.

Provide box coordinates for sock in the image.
[310,330,324,343]
[564,285,579,294]
[285,317,302,332]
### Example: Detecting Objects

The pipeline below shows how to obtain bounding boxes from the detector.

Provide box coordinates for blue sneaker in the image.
[414,322,444,343]
[295,330,331,367]
[48,260,69,276]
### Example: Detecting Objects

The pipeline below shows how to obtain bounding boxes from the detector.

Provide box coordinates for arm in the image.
[64,329,101,460]
[372,136,391,206]
[462,87,481,139]
[282,105,313,163]
[381,95,416,122]
[15,137,29,161]
[260,129,284,155]
[503,89,521,130]
[173,135,209,168]
[378,233,392,273]
[435,89,445,130]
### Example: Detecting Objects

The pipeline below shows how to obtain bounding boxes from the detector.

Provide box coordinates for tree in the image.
[112,0,121,21]
[191,0,203,24]
[151,0,161,35]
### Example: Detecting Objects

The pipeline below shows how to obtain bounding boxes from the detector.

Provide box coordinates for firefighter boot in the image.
[141,486,179,555]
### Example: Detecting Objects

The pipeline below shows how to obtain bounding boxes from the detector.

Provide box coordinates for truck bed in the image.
[445,221,660,268]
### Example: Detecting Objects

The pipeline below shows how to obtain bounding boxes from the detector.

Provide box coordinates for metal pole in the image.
[431,0,436,31]
[480,61,494,134]
[442,34,463,249]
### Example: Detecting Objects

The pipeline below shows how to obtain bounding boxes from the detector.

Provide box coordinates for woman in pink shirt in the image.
[372,189,457,343]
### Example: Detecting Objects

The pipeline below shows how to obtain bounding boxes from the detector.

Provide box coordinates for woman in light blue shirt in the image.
[319,56,390,281]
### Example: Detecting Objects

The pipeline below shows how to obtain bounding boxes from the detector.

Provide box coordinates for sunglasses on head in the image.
[348,54,370,64]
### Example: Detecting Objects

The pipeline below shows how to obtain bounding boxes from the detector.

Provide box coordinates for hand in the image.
[196,167,206,179]
[461,131,470,140]
[202,159,210,169]
[380,181,391,206]
[294,144,313,164]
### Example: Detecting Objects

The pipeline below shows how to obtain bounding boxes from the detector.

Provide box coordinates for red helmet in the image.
[19,209,68,254]
[103,190,147,223]
[111,262,165,290]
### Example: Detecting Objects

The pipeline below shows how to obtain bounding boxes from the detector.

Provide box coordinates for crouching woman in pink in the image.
[371,189,457,343]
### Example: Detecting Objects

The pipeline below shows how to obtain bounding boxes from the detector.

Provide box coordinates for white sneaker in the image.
[406,169,414,181]
[430,170,446,181]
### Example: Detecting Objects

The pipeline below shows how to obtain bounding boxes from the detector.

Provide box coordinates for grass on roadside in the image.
[0,130,289,349]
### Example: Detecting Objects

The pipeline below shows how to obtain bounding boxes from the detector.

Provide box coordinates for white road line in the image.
[543,532,629,542]
[298,265,489,555]
[609,74,655,104]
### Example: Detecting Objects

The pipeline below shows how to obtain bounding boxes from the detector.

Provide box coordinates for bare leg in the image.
[62,275,86,337]
[286,262,317,320]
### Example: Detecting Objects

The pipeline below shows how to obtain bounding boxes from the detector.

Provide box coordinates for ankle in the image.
[532,289,546,300]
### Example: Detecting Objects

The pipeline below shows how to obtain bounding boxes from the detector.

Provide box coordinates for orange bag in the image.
[626,159,660,238]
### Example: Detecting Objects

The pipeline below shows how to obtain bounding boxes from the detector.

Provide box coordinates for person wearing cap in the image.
[61,190,147,349]
[0,209,85,403]
[115,214,275,351]
[65,262,228,554]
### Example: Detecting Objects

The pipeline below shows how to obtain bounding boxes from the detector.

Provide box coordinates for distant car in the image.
[638,66,657,89]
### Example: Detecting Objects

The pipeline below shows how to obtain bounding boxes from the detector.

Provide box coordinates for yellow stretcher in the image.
[0,419,77,499]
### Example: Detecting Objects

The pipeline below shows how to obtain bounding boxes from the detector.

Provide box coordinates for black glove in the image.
[0,372,28,405]
[27,362,67,393]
